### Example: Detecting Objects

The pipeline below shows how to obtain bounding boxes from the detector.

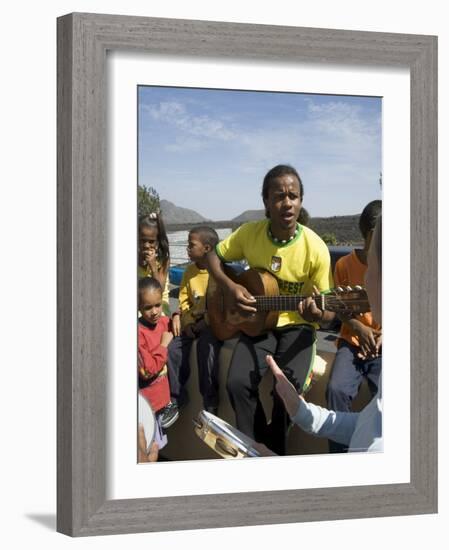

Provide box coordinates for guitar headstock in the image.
[319,286,371,314]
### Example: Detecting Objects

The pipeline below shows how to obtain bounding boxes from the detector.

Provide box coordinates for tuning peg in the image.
[337,286,344,292]
[345,285,353,292]
[354,285,363,290]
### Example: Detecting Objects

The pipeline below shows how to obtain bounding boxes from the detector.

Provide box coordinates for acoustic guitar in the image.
[206,266,370,341]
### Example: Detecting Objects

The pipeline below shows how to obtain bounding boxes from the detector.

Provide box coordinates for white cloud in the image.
[234,99,381,176]
[141,95,382,217]
[143,98,380,165]
[304,99,381,157]
[145,101,186,120]
[165,137,204,152]
[143,101,236,150]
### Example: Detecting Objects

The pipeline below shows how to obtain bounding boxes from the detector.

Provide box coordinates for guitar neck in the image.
[254,295,324,312]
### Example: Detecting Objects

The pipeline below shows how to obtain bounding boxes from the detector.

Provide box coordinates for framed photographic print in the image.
[134,83,382,465]
[57,13,437,536]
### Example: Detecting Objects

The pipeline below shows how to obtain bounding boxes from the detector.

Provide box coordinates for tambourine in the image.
[193,410,261,459]
[138,393,156,453]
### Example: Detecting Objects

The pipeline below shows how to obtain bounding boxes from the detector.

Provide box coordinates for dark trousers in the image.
[167,327,222,409]
[326,340,382,452]
[227,325,316,455]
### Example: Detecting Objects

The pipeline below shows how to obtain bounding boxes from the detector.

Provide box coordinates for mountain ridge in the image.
[160,199,363,243]
[160,199,211,224]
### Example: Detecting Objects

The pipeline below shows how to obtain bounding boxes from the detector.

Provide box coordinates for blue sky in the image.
[138,86,382,219]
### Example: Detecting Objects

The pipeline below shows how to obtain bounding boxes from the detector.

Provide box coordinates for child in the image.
[325,199,382,452]
[138,212,173,320]
[138,277,179,430]
[167,226,222,414]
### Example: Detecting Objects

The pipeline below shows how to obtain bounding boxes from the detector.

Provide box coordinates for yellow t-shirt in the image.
[178,263,210,330]
[216,220,333,328]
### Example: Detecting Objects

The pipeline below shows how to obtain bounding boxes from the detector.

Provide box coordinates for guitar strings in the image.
[254,293,369,312]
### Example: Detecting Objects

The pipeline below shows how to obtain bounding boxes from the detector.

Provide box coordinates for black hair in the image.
[261,164,304,218]
[138,212,170,271]
[372,214,382,269]
[138,276,162,297]
[189,226,219,248]
[359,200,382,240]
[297,206,310,226]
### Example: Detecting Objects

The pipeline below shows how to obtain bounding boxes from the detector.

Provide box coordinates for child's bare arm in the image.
[171,313,181,337]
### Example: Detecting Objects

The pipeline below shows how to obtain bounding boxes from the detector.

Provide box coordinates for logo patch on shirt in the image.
[278,279,304,295]
[271,256,282,272]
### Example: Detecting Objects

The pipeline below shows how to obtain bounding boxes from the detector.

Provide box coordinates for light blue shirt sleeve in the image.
[291,389,383,452]
[291,399,359,447]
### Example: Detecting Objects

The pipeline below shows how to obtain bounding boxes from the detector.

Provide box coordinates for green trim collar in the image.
[267,222,303,248]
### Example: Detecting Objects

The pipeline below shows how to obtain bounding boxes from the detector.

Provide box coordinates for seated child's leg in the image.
[363,354,382,398]
[196,326,222,412]
[326,341,364,453]
[167,335,193,406]
[326,341,364,412]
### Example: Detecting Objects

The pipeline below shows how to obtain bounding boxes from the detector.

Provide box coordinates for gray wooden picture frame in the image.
[57,12,438,537]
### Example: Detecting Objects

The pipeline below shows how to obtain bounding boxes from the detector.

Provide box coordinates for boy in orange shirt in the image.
[326,200,382,452]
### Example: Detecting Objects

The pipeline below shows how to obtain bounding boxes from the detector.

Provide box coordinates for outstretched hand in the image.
[266,355,302,419]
